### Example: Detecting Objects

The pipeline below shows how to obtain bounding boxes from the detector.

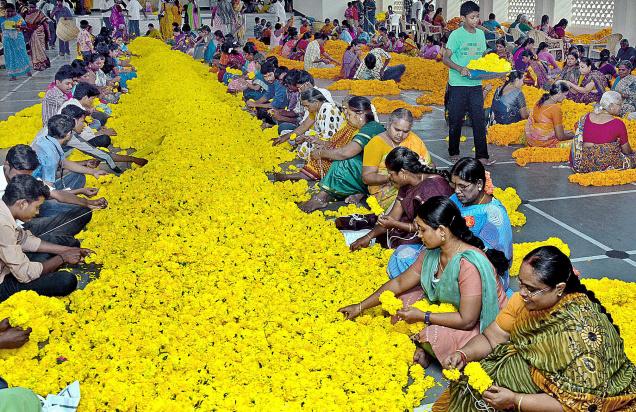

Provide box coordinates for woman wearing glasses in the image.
[449,158,513,290]
[435,246,636,412]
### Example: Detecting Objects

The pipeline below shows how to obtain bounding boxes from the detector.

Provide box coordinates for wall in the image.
[295,0,346,21]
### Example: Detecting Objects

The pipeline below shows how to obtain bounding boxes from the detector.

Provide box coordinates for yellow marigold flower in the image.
[442,368,461,381]
[464,362,493,394]
[379,290,403,315]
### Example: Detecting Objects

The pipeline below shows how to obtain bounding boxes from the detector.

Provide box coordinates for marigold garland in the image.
[487,121,525,146]
[581,278,636,363]
[492,187,526,227]
[442,368,461,381]
[512,147,570,166]
[569,169,636,186]
[371,97,432,118]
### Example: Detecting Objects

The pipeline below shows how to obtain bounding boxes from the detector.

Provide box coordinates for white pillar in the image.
[613,0,636,50]
[445,0,462,19]
[534,0,555,27]
[492,0,509,23]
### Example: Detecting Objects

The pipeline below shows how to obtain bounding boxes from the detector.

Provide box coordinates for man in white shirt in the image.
[270,0,286,23]
[389,11,402,33]
[411,0,422,23]
[125,0,145,38]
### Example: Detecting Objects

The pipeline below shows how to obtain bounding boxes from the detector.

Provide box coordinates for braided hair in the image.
[385,147,450,181]
[523,246,620,334]
[416,196,510,276]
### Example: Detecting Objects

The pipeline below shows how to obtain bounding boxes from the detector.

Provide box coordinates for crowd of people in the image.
[0,22,149,404]
[1,0,636,409]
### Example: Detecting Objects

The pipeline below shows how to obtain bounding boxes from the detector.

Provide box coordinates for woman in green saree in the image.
[435,246,636,411]
[300,96,385,212]
[338,196,509,367]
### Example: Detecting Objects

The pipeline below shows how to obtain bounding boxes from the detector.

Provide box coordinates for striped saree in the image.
[434,293,636,411]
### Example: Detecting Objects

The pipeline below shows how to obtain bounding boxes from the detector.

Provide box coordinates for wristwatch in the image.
[424,311,432,325]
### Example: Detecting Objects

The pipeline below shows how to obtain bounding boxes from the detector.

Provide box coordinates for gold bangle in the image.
[517,395,524,412]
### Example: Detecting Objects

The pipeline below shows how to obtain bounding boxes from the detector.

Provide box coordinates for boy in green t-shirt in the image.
[442,1,491,164]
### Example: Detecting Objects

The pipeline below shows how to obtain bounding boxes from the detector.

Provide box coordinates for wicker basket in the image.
[56,18,79,42]
[312,21,325,32]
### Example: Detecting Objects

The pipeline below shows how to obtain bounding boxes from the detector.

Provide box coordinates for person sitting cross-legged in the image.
[2,144,107,245]
[0,175,92,303]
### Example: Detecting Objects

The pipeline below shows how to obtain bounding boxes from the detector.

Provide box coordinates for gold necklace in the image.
[438,243,462,276]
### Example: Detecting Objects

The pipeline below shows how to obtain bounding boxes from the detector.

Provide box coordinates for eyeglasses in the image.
[519,284,552,299]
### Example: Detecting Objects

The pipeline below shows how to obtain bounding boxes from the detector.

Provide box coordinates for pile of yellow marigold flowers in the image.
[2,35,636,411]
[0,38,439,410]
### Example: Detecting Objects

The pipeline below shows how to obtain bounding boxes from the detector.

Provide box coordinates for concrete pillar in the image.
[534,0,555,27]
[445,0,462,19]
[613,0,636,48]
[492,0,509,23]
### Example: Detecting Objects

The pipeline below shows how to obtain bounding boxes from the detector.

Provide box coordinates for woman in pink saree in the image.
[109,1,127,39]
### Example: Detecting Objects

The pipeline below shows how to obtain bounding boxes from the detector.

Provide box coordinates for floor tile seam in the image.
[524,203,612,252]
[527,189,636,203]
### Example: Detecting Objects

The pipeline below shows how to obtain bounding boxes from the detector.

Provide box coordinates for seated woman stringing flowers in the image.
[339,196,509,368]
[524,81,575,148]
[349,146,453,252]
[570,90,636,173]
[299,96,385,212]
[491,70,529,125]
[433,246,636,411]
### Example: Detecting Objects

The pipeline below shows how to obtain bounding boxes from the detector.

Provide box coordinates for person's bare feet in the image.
[345,193,366,205]
[300,192,329,213]
[413,347,432,368]
[273,172,310,182]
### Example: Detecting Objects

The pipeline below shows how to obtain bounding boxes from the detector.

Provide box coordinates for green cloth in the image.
[440,294,636,411]
[518,22,533,32]
[319,121,385,199]
[0,388,42,412]
[446,26,486,87]
[420,249,499,333]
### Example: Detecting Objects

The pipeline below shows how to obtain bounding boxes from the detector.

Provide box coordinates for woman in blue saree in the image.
[0,4,32,80]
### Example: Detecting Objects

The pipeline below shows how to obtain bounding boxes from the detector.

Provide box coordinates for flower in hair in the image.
[464,216,475,228]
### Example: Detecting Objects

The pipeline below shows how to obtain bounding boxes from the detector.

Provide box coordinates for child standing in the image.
[442,1,491,164]
[77,20,94,61]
